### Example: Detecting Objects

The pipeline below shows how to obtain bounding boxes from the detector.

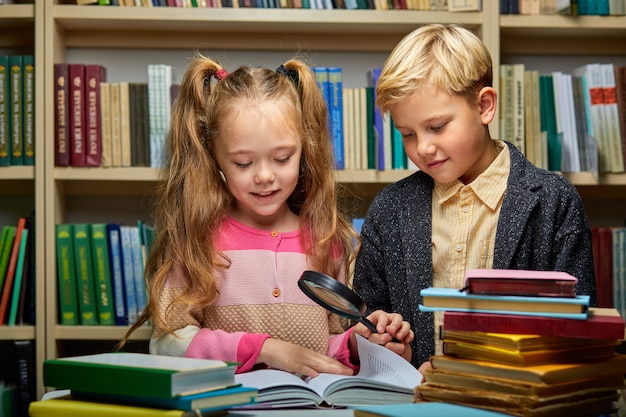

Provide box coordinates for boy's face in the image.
[390,85,497,185]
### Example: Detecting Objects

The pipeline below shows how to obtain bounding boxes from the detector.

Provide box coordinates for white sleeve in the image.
[149,324,200,357]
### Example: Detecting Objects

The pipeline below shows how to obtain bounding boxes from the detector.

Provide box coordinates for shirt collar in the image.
[434,140,509,210]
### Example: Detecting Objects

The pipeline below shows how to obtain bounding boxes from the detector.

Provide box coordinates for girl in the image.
[120,53,413,377]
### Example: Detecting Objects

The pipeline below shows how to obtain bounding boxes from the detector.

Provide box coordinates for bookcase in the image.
[0,0,624,399]
[0,0,46,403]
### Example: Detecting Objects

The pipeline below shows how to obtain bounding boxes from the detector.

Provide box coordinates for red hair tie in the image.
[214,69,228,81]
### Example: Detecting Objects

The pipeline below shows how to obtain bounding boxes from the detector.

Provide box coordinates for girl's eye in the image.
[235,162,251,168]
[275,156,291,164]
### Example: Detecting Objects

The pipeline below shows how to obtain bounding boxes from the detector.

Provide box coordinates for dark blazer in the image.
[353,141,596,368]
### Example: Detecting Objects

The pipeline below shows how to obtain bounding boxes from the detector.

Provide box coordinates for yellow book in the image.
[29,395,227,417]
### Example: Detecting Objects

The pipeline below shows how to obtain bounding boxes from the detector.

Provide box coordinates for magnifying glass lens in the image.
[304,282,363,316]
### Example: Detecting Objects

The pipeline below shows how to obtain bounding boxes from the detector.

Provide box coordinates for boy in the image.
[352,24,596,370]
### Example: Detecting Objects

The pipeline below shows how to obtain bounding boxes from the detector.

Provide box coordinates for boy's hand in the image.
[350,311,414,363]
[258,338,354,378]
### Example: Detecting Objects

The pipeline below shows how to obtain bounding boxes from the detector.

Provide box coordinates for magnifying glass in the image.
[298,270,378,333]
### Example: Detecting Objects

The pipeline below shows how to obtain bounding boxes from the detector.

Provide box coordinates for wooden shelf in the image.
[0,326,36,341]
[54,325,151,341]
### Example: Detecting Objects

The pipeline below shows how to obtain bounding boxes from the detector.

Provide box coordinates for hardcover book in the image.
[85,64,107,167]
[43,353,237,399]
[72,385,257,412]
[89,223,115,325]
[428,353,626,385]
[0,217,27,324]
[29,395,229,417]
[68,63,87,166]
[352,402,513,417]
[443,307,625,340]
[106,223,127,325]
[0,55,9,166]
[72,223,98,325]
[419,287,590,319]
[462,269,577,297]
[22,55,35,166]
[53,63,70,166]
[234,334,422,408]
[55,224,79,325]
[9,55,23,165]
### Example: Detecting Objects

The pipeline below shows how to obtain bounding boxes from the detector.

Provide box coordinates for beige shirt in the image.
[431,140,510,353]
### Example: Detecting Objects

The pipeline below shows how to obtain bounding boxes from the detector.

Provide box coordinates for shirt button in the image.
[455,244,463,252]
[462,206,469,213]
[272,288,281,297]
[270,231,278,237]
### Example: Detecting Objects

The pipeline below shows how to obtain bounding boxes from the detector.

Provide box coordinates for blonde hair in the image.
[376,23,492,112]
[119,53,357,345]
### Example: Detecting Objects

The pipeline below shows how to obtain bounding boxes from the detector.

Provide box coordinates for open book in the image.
[233,334,422,408]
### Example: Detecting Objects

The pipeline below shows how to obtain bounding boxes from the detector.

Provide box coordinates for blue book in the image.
[369,68,385,170]
[327,67,344,170]
[106,223,128,325]
[419,287,590,319]
[72,385,257,412]
[351,402,513,417]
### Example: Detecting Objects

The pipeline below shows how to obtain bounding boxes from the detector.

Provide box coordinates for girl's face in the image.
[390,84,497,185]
[215,100,302,230]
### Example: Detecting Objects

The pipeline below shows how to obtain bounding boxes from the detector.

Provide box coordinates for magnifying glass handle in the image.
[361,317,401,343]
[360,317,378,333]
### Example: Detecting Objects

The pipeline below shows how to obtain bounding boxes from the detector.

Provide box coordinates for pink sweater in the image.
[151,217,354,373]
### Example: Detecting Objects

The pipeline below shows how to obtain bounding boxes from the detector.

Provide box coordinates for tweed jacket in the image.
[353,141,596,368]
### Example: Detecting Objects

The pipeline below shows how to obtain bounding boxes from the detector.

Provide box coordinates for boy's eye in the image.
[431,123,446,132]
[401,131,415,138]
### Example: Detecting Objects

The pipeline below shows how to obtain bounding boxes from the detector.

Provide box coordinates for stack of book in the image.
[28,352,257,417]
[417,269,626,417]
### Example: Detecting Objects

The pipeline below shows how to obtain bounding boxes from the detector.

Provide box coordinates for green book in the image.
[0,225,16,292]
[0,55,10,166]
[89,223,115,325]
[8,228,28,325]
[365,86,375,170]
[55,224,78,325]
[43,352,237,399]
[9,55,23,165]
[72,223,97,325]
[22,55,34,166]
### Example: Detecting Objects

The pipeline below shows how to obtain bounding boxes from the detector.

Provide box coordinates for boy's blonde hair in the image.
[376,23,493,112]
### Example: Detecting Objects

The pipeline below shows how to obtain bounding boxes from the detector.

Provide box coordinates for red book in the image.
[68,64,86,167]
[0,217,27,324]
[85,64,107,167]
[462,268,577,298]
[54,63,70,166]
[592,226,614,308]
[443,308,626,340]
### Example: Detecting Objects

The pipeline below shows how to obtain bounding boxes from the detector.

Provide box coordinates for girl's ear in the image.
[477,86,497,125]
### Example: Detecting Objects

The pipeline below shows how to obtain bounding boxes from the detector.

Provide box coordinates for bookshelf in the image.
[0,0,622,399]
[0,0,46,402]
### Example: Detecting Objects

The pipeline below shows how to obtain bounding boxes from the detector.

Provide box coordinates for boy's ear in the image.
[477,86,497,125]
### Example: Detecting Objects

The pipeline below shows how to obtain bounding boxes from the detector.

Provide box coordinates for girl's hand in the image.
[258,338,354,378]
[350,310,414,363]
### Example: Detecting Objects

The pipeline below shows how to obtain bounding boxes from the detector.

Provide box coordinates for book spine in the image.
[0,226,16,292]
[69,64,87,167]
[106,224,127,325]
[119,81,131,167]
[109,82,122,167]
[327,67,344,170]
[369,68,385,170]
[9,55,23,165]
[56,224,79,325]
[90,223,116,325]
[73,223,98,325]
[99,82,112,167]
[85,64,106,167]
[7,228,29,326]
[13,340,36,417]
[129,226,147,316]
[22,55,35,166]
[120,225,138,324]
[0,55,9,166]
[54,63,70,166]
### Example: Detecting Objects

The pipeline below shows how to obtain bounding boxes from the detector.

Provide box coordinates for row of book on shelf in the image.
[55,221,154,326]
[0,212,36,327]
[76,0,481,11]
[500,61,626,174]
[415,268,626,417]
[53,63,170,169]
[0,55,35,167]
[501,0,626,15]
